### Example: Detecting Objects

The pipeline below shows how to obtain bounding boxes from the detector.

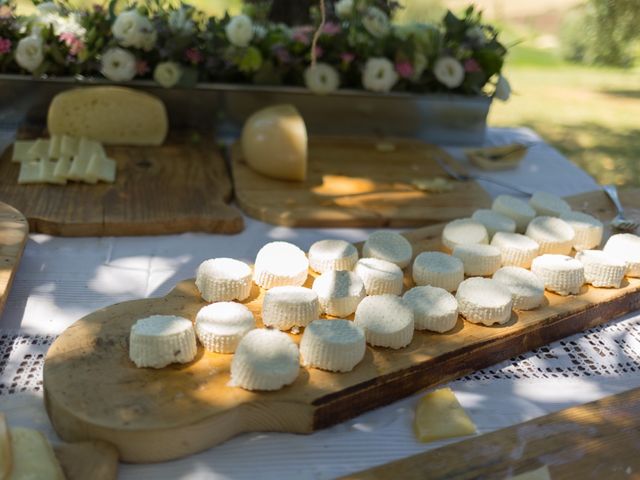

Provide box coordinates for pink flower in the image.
[136,60,149,76]
[292,25,314,44]
[59,32,84,56]
[322,22,341,36]
[0,38,11,55]
[395,60,414,79]
[464,58,481,73]
[185,48,203,65]
[340,52,355,64]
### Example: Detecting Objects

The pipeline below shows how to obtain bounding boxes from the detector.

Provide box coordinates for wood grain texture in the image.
[232,136,492,228]
[43,189,640,463]
[0,202,28,318]
[0,132,244,236]
[342,387,640,480]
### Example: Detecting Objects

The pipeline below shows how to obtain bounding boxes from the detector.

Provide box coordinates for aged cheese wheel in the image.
[241,104,308,181]
[47,87,168,146]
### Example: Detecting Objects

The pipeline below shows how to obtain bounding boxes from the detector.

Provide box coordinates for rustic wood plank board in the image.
[231,136,492,228]
[342,387,640,480]
[0,202,28,318]
[0,132,244,236]
[43,189,640,464]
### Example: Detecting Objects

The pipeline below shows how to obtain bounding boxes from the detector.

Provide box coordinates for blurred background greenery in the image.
[15,0,640,186]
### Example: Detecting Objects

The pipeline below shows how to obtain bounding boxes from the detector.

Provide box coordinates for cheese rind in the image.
[412,252,464,292]
[300,319,366,372]
[129,315,197,368]
[403,285,458,332]
[8,427,65,480]
[531,254,585,296]
[455,277,513,326]
[354,294,414,348]
[414,388,477,442]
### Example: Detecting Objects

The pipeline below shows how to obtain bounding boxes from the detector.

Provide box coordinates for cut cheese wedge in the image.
[414,388,477,442]
[11,140,36,162]
[8,427,65,480]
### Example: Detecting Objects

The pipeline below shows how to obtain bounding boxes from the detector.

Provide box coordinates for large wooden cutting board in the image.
[43,189,640,463]
[0,202,28,318]
[231,136,491,228]
[0,132,244,236]
[343,387,640,479]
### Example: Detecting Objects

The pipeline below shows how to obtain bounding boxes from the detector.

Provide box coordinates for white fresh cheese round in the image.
[230,329,300,391]
[490,232,540,268]
[492,194,536,233]
[241,104,308,181]
[354,257,404,296]
[441,218,489,251]
[455,278,513,326]
[560,211,604,251]
[129,315,197,368]
[492,266,545,310]
[195,302,255,353]
[531,254,585,296]
[308,239,358,273]
[471,209,516,237]
[403,285,458,332]
[300,319,366,372]
[525,216,575,255]
[412,252,464,292]
[452,244,502,277]
[529,191,572,217]
[312,270,365,317]
[253,241,309,289]
[362,231,413,268]
[195,258,252,303]
[603,233,640,277]
[262,286,320,331]
[354,295,414,349]
[575,250,626,288]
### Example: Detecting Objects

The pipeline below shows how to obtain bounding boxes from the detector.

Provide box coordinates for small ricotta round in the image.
[261,286,320,331]
[492,266,545,310]
[195,302,256,353]
[403,286,458,333]
[455,278,513,326]
[230,329,300,391]
[575,250,626,288]
[471,209,517,238]
[490,232,540,268]
[308,239,358,273]
[412,252,464,292]
[312,270,365,317]
[354,257,404,296]
[253,241,309,289]
[492,194,536,233]
[195,258,252,302]
[560,211,604,251]
[362,231,413,268]
[603,233,640,277]
[300,319,366,372]
[525,216,575,255]
[531,254,585,296]
[529,191,572,217]
[441,218,489,251]
[452,244,502,277]
[354,295,414,348]
[129,315,197,369]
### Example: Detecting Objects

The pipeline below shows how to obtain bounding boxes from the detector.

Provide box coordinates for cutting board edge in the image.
[0,202,29,317]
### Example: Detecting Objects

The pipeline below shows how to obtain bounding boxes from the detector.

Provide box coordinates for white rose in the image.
[226,14,254,48]
[15,35,44,73]
[168,8,195,35]
[335,0,353,19]
[154,61,182,88]
[362,57,398,93]
[100,47,136,82]
[494,75,511,101]
[433,56,465,89]
[112,10,156,51]
[362,6,390,38]
[304,63,340,95]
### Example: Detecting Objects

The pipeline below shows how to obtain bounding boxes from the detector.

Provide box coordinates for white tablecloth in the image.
[3,127,639,480]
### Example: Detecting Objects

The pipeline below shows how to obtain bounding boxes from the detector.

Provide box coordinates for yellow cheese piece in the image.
[60,135,79,157]
[47,86,168,146]
[414,388,477,442]
[8,427,65,480]
[67,155,90,181]
[40,160,66,185]
[48,135,62,159]
[26,139,49,160]
[11,141,36,163]
[68,138,103,181]
[53,156,71,180]
[241,104,308,181]
[0,414,12,480]
[17,162,41,184]
[86,155,117,183]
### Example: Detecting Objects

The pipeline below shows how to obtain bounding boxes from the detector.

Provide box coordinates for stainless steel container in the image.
[0,75,491,145]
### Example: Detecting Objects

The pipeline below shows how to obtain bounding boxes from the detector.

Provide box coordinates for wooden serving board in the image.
[0,202,28,318]
[0,132,244,236]
[231,136,491,228]
[43,189,640,463]
[344,387,640,480]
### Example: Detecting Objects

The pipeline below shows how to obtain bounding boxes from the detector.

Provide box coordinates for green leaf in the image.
[474,48,504,76]
[238,46,263,73]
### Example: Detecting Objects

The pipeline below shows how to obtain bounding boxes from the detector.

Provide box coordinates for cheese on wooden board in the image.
[53,156,71,180]
[8,427,65,480]
[60,135,79,157]
[531,254,585,296]
[529,191,571,217]
[441,218,489,251]
[262,286,319,331]
[471,209,516,237]
[195,302,255,353]
[47,87,168,145]
[0,414,11,480]
[603,233,640,277]
[455,277,513,326]
[253,241,309,289]
[40,160,66,185]
[195,258,253,302]
[492,266,545,310]
[403,285,459,333]
[452,244,502,277]
[525,216,575,255]
[313,270,366,317]
[492,194,536,233]
[86,155,117,183]
[26,138,49,159]
[17,162,40,184]
[308,239,358,273]
[560,211,604,251]
[300,319,366,372]
[11,140,36,162]
[490,232,540,268]
[354,257,404,296]
[575,250,626,288]
[129,315,197,368]
[413,388,477,442]
[362,231,413,268]
[241,104,308,181]
[412,251,464,292]
[48,135,62,159]
[354,294,414,349]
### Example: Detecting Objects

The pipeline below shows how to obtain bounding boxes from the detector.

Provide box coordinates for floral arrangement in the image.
[0,0,511,99]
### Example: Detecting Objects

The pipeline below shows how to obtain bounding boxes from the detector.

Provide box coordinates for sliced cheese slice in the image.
[48,134,62,159]
[60,135,79,157]
[8,427,65,480]
[26,138,49,160]
[40,159,66,185]
[17,161,41,184]
[414,388,477,442]
[53,156,71,180]
[11,140,36,162]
